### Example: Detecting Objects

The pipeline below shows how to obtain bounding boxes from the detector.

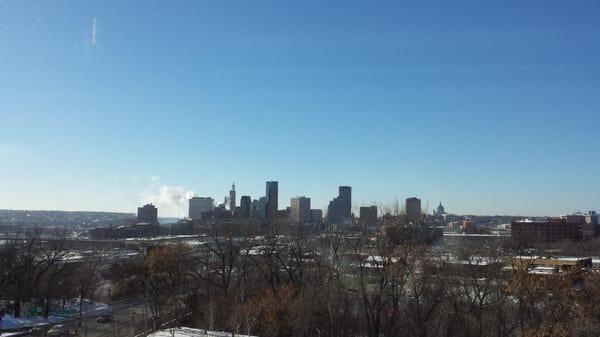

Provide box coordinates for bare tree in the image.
[0,229,68,317]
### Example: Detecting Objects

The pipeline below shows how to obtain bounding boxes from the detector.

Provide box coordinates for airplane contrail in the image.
[91,17,96,46]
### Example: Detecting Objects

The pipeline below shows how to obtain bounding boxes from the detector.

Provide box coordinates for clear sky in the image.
[1,1,599,217]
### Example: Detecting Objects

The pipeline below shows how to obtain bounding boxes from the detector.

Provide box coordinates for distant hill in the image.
[0,209,135,229]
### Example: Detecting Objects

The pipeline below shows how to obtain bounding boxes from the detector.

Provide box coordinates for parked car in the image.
[96,314,112,323]
[46,324,70,337]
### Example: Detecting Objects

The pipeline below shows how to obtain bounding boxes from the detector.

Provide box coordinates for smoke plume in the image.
[140,185,195,218]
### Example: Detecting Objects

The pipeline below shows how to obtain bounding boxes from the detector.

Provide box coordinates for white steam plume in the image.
[140,185,195,218]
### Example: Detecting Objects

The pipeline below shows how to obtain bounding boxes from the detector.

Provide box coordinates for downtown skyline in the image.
[0,176,595,219]
[1,1,600,216]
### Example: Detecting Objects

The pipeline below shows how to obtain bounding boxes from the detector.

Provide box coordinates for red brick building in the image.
[511,217,583,245]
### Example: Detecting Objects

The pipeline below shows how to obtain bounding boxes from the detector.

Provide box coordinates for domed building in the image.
[434,202,446,216]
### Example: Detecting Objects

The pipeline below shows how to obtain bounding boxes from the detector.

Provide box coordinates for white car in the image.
[46,324,70,337]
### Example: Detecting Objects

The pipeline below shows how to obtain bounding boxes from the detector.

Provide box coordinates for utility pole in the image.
[79,286,84,327]
[143,305,147,335]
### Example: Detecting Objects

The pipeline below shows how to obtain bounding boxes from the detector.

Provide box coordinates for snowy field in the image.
[148,327,258,337]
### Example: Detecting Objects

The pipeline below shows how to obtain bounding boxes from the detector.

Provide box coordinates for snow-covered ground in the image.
[71,298,109,313]
[0,332,31,337]
[1,299,108,331]
[2,314,64,330]
[147,327,258,337]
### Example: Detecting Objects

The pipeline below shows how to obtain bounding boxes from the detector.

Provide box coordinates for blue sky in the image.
[1,1,599,216]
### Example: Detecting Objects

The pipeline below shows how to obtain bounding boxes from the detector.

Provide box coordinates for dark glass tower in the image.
[266,181,278,221]
[338,186,352,218]
[327,186,352,224]
[240,195,251,218]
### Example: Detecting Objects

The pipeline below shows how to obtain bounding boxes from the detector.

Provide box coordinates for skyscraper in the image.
[327,186,352,224]
[406,197,422,224]
[266,181,278,221]
[240,195,251,218]
[254,197,267,220]
[339,186,352,218]
[229,182,236,211]
[290,196,311,224]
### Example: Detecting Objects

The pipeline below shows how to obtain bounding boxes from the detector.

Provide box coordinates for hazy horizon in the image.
[2,1,599,216]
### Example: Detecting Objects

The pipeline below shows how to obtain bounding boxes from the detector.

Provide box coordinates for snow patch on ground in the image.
[148,327,258,337]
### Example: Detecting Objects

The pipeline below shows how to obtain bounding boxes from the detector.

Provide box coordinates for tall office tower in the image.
[406,197,422,225]
[359,205,378,225]
[189,197,215,220]
[327,186,352,224]
[255,197,267,220]
[339,186,352,218]
[137,204,158,225]
[266,181,278,221]
[251,199,258,218]
[290,196,311,224]
[229,182,236,211]
[240,196,251,218]
[327,198,343,224]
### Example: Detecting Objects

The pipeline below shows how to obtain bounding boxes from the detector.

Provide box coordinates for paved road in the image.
[64,299,150,337]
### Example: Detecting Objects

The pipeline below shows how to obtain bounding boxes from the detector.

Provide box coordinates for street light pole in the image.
[129,311,137,337]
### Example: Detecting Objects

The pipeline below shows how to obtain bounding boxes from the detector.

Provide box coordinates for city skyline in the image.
[0,177,595,219]
[2,1,600,216]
